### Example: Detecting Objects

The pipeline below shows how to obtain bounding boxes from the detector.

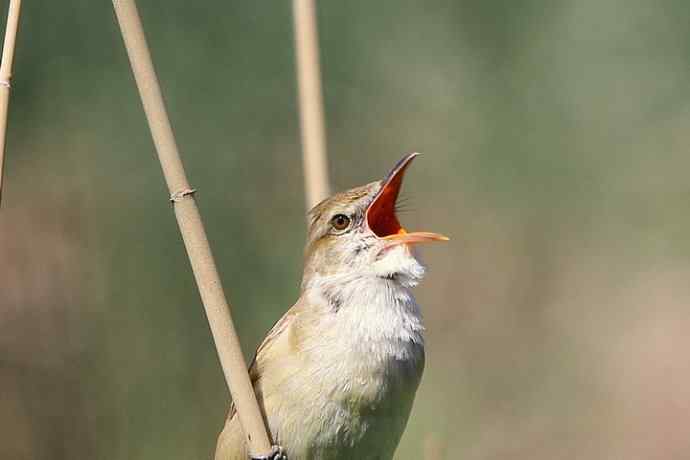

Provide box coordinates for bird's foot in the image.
[251,445,286,460]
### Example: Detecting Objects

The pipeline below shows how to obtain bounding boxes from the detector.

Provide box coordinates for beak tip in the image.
[406,152,422,163]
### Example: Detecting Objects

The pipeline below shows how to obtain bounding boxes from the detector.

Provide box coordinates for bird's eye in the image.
[331,214,351,232]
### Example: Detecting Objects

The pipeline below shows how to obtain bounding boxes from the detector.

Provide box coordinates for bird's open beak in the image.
[366,153,449,247]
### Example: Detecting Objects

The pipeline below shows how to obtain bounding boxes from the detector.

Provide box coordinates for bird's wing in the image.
[215,301,304,460]
[226,303,300,419]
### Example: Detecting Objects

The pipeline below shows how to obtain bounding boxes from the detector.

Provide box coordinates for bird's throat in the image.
[305,259,425,353]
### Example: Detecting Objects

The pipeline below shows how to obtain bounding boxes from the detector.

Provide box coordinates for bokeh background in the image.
[2,1,690,459]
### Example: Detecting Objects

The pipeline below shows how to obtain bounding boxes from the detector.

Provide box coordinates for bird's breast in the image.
[262,282,425,459]
[284,325,424,459]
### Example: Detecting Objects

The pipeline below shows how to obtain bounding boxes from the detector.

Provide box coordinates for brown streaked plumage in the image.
[215,153,447,460]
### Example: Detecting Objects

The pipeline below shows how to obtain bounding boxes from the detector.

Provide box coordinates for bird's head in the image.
[301,153,448,291]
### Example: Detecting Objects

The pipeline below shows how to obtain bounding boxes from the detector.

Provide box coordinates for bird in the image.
[215,153,448,460]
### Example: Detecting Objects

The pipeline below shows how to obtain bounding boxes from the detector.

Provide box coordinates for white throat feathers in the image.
[303,245,426,360]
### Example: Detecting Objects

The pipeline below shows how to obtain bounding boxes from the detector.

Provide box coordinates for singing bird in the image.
[215,153,448,460]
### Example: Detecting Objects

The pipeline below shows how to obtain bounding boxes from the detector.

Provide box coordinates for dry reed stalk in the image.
[292,0,330,210]
[111,1,274,457]
[0,0,22,206]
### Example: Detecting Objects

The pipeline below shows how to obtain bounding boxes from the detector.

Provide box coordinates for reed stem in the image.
[111,1,274,457]
[292,0,330,210]
[0,0,22,206]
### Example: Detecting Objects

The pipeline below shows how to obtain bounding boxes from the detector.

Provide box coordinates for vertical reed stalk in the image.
[292,0,330,210]
[110,1,273,457]
[0,0,22,206]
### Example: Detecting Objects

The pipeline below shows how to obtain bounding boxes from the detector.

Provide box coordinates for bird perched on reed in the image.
[215,153,448,460]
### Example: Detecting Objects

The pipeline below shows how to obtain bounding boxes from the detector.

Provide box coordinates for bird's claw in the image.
[270,445,287,460]
[250,445,286,460]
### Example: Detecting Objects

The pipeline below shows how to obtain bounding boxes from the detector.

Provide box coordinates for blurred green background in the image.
[2,1,690,459]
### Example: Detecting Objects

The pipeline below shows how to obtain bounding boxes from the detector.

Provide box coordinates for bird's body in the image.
[216,264,425,460]
[215,154,446,460]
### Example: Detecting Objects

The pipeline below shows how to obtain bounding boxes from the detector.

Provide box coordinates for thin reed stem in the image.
[0,0,22,206]
[110,1,273,457]
[292,0,330,211]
